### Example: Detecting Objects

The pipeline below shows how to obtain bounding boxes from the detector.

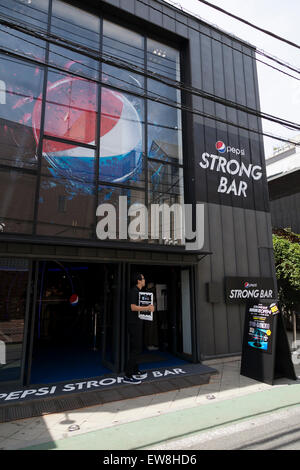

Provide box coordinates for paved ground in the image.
[161,406,300,450]
[0,351,300,450]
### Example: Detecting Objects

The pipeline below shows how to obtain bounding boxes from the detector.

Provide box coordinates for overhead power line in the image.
[196,0,300,50]
[150,0,300,78]
[2,44,299,149]
[1,17,300,134]
[2,4,300,82]
[0,17,299,146]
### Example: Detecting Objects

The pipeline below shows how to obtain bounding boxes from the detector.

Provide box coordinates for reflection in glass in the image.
[99,88,144,186]
[103,20,144,93]
[0,27,46,63]
[148,125,183,164]
[0,258,29,383]
[0,169,36,234]
[0,56,44,171]
[148,80,181,127]
[147,39,180,81]
[49,45,99,81]
[147,79,182,164]
[37,140,95,238]
[0,0,49,29]
[148,164,183,201]
[51,0,100,49]
[41,71,97,145]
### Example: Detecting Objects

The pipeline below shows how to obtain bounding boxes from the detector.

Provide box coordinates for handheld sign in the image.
[138,292,153,321]
[241,301,297,385]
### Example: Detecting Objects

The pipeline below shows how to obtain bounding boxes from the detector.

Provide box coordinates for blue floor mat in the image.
[30,347,189,385]
[30,347,110,384]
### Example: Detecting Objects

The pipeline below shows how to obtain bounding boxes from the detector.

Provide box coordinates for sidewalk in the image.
[1,353,300,450]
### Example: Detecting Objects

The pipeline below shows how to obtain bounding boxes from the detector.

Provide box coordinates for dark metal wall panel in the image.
[175,10,188,38]
[245,210,261,276]
[197,204,215,357]
[221,206,242,354]
[119,0,135,14]
[135,0,149,20]
[103,0,120,8]
[162,3,176,32]
[149,0,163,27]
[209,205,229,355]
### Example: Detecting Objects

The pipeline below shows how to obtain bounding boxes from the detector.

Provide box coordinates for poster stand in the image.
[138,292,153,321]
[240,301,297,385]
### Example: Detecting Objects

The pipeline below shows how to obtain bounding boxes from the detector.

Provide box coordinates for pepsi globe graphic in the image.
[216,141,226,153]
[69,294,79,306]
[33,77,143,194]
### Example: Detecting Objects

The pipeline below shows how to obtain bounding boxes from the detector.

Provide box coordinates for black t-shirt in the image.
[128,285,142,325]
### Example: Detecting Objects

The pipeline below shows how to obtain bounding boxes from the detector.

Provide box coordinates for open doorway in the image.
[128,264,195,370]
[29,261,120,384]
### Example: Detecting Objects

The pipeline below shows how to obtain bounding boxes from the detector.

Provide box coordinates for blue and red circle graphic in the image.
[215,141,226,153]
[32,77,143,194]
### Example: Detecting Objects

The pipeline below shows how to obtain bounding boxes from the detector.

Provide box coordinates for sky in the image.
[164,0,300,158]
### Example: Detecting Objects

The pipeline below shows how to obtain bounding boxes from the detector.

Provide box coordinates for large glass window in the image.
[99,88,145,187]
[42,70,98,144]
[102,21,144,94]
[0,258,29,383]
[51,0,100,49]
[37,139,96,239]
[0,56,44,171]
[0,56,44,234]
[0,1,184,245]
[0,0,49,29]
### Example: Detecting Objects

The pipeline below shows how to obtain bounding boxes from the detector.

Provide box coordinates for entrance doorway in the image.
[127,264,195,371]
[29,261,120,384]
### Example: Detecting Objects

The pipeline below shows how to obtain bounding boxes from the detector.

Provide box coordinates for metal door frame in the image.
[24,258,123,385]
[126,262,198,365]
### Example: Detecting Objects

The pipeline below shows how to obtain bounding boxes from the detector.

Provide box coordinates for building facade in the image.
[0,0,276,388]
[266,136,300,233]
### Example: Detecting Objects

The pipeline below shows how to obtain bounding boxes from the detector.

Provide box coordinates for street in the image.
[152,405,300,450]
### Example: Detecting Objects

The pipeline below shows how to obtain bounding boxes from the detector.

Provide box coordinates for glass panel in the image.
[97,185,145,241]
[0,169,36,234]
[147,39,180,81]
[0,0,49,29]
[36,140,95,239]
[103,20,144,93]
[148,165,184,245]
[51,0,100,49]
[0,258,29,383]
[147,79,181,112]
[0,27,46,63]
[148,163,184,198]
[147,80,182,164]
[42,71,97,145]
[148,126,183,164]
[49,45,99,81]
[0,56,44,171]
[99,88,145,187]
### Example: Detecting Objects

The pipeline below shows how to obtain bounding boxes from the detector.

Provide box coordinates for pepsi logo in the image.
[32,78,143,191]
[69,294,79,305]
[244,282,249,288]
[216,141,226,153]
